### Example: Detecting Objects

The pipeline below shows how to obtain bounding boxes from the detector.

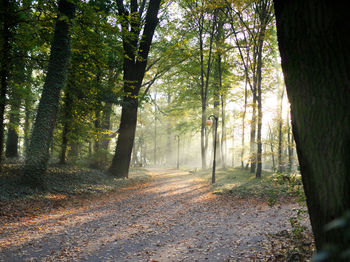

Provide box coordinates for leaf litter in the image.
[0,168,313,261]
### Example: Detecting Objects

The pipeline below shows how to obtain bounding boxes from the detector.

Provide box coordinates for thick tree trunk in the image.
[274,0,350,252]
[23,0,76,188]
[108,0,161,178]
[0,0,13,162]
[109,98,138,178]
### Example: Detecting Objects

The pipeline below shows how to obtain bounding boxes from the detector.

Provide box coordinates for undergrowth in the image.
[196,167,305,203]
[0,164,152,201]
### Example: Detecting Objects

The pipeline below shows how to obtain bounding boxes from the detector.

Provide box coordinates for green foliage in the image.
[195,168,305,205]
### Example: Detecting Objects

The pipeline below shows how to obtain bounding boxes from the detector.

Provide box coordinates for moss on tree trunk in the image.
[23,0,76,189]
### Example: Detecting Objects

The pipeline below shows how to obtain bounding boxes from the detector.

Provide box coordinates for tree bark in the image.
[6,55,25,158]
[24,87,33,156]
[277,86,284,172]
[241,80,248,168]
[6,90,22,158]
[274,0,350,252]
[23,0,76,188]
[108,0,161,178]
[287,109,293,172]
[166,92,172,166]
[59,90,73,165]
[249,94,257,173]
[0,0,13,162]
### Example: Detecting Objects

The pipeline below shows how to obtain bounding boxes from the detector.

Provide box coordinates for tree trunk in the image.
[23,0,76,188]
[249,94,257,173]
[213,56,221,167]
[256,95,262,178]
[24,89,33,156]
[274,0,350,252]
[268,125,275,171]
[277,87,284,172]
[241,80,248,168]
[221,94,226,168]
[59,90,73,165]
[153,89,157,165]
[255,0,272,178]
[109,98,138,178]
[0,0,13,162]
[166,92,172,166]
[6,95,21,158]
[6,55,25,159]
[100,102,113,151]
[108,0,161,178]
[287,109,293,172]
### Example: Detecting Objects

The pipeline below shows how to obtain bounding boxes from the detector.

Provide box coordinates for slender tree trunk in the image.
[277,86,284,172]
[166,92,171,166]
[100,102,112,151]
[268,126,275,171]
[255,0,272,178]
[201,106,207,169]
[255,15,268,178]
[213,57,221,167]
[154,89,157,165]
[221,94,226,168]
[199,10,216,169]
[250,94,257,173]
[24,89,33,155]
[199,21,207,170]
[287,109,293,172]
[241,80,247,168]
[256,95,262,177]
[59,90,73,164]
[23,0,76,188]
[6,97,21,158]
[275,0,350,252]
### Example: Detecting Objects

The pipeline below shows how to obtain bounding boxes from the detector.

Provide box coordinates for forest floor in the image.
[0,167,314,261]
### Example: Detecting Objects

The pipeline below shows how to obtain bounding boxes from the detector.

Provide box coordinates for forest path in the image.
[1,168,303,261]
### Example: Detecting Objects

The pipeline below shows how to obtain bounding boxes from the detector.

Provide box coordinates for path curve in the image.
[1,168,304,261]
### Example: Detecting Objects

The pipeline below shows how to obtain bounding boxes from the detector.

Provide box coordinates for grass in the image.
[195,167,305,204]
[0,163,153,201]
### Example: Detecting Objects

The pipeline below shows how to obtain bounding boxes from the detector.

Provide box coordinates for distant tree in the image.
[23,0,76,189]
[274,0,350,253]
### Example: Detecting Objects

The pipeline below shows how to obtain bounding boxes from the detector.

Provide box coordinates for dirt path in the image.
[0,169,308,261]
